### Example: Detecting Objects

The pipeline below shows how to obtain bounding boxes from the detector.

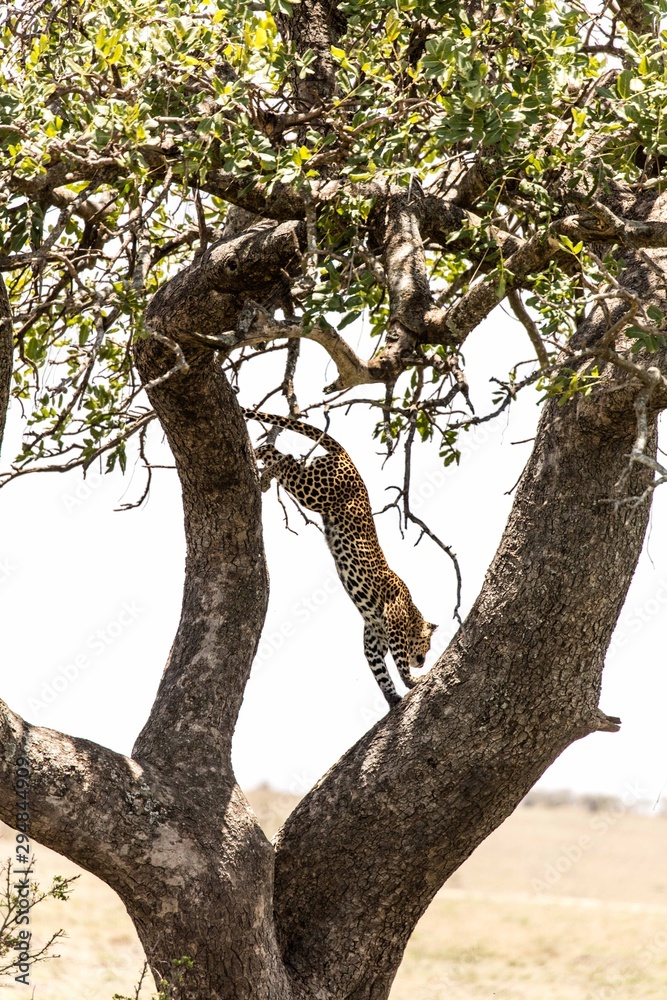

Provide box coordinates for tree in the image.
[1,0,667,995]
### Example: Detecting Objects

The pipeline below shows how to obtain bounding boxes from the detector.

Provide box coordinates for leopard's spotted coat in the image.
[245,409,437,706]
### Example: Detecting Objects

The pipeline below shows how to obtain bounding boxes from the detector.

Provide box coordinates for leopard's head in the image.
[408,620,438,672]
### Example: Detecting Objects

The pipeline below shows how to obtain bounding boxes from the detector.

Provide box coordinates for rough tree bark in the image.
[1,1,667,998]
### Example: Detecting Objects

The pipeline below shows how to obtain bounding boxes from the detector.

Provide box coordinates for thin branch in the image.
[508,289,549,371]
[129,961,151,1000]
[0,411,156,487]
[410,510,463,624]
[275,484,299,536]
[282,340,301,416]
[374,372,463,623]
[0,180,109,272]
[221,301,382,392]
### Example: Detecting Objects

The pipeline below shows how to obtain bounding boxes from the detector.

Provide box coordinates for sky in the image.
[1,307,667,806]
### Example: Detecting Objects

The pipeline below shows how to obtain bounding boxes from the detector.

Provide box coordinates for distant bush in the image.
[0,856,77,981]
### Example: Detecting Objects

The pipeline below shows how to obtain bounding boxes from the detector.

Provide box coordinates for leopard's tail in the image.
[243,409,344,455]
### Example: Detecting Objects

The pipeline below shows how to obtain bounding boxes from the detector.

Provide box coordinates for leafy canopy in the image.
[2,0,667,477]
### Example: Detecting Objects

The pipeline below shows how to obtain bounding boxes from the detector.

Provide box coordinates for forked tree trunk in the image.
[1,170,667,1000]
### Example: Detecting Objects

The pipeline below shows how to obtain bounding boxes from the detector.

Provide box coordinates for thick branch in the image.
[202,169,307,221]
[0,702,173,898]
[614,0,657,34]
[214,191,447,391]
[134,219,318,793]
[276,0,346,111]
[7,154,308,257]
[130,217,313,794]
[424,216,589,347]
[422,200,667,350]
[383,193,433,330]
[273,372,655,1000]
[421,195,523,257]
[0,693,290,999]
[46,185,118,223]
[380,191,434,373]
[220,302,381,392]
[568,193,667,247]
[145,220,305,342]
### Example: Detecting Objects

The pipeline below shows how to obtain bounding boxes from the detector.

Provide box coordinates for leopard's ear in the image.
[427,622,438,634]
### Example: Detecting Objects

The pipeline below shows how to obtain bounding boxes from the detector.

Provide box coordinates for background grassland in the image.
[2,791,667,999]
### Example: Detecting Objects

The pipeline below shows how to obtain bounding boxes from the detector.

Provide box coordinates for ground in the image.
[2,790,667,999]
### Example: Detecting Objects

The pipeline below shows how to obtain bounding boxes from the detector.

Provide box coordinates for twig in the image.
[275,485,299,536]
[612,368,666,509]
[411,511,463,624]
[134,961,150,1000]
[404,410,463,623]
[116,421,154,511]
[144,332,190,390]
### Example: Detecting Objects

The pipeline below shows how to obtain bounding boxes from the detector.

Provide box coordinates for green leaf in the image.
[385,10,401,43]
[617,70,633,100]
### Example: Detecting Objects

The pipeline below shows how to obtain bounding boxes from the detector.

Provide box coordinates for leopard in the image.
[245,409,437,706]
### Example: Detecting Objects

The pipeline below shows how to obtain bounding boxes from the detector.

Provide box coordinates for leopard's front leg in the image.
[387,630,418,691]
[363,621,401,707]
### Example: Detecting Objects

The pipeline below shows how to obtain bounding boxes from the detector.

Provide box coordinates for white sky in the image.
[2,307,667,805]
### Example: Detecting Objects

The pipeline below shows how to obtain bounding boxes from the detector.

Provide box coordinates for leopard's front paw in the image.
[258,470,273,493]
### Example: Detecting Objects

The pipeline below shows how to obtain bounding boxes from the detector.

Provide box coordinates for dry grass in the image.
[2,792,667,999]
